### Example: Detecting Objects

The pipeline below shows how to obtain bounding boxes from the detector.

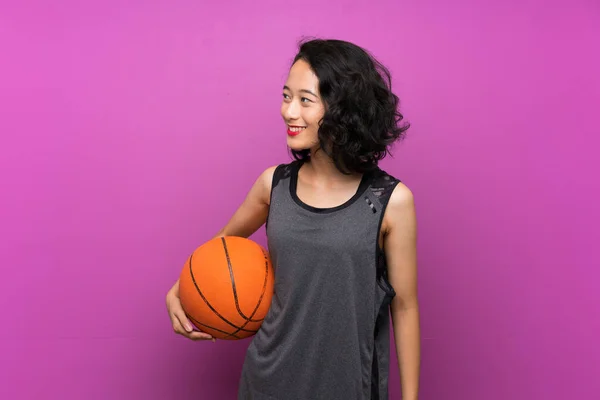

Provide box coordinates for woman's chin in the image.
[286,138,308,151]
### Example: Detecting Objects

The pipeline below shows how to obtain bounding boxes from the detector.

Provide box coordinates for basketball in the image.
[178,236,274,340]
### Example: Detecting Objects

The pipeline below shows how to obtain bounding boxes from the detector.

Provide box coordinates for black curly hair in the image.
[289,38,410,174]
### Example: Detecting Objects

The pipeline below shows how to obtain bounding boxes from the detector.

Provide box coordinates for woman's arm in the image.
[212,165,278,239]
[383,183,421,400]
[168,165,278,296]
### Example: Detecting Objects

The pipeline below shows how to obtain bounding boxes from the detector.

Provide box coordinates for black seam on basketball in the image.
[220,238,269,339]
[225,248,270,338]
[254,248,270,320]
[221,237,264,323]
[187,252,257,333]
[185,314,248,338]
[226,246,271,338]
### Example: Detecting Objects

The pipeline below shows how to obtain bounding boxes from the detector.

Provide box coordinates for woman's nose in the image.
[283,100,300,120]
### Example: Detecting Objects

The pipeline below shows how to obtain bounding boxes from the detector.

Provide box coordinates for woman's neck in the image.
[304,148,362,185]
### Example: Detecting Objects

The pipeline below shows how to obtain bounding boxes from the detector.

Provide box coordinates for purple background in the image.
[1,1,598,399]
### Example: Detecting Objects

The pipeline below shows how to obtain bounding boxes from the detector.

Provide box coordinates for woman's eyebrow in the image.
[283,86,319,98]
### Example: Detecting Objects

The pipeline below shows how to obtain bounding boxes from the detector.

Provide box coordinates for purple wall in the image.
[1,1,598,399]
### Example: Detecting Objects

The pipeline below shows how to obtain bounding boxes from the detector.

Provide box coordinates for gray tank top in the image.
[238,160,400,400]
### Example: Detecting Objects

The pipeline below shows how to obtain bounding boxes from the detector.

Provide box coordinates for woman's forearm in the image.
[392,306,421,400]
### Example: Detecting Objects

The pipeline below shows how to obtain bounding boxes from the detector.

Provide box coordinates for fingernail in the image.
[212,338,216,343]
[186,324,193,332]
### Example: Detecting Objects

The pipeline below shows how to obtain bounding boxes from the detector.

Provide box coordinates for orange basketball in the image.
[178,236,274,340]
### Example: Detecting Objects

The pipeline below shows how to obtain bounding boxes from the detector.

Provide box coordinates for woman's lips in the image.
[287,126,306,136]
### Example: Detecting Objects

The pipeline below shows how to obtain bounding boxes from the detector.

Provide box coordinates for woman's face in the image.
[281,59,325,152]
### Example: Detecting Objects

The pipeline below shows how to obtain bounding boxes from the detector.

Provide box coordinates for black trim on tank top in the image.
[373,172,400,296]
[370,171,400,399]
[265,164,284,230]
[289,159,373,214]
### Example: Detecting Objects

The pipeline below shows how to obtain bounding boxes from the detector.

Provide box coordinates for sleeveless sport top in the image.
[237,159,401,400]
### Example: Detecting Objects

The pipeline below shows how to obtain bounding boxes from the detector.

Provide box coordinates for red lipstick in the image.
[287,126,305,137]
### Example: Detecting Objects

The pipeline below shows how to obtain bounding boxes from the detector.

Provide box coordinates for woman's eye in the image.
[282,94,311,103]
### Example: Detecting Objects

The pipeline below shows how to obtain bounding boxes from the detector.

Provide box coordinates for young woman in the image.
[166,38,420,400]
